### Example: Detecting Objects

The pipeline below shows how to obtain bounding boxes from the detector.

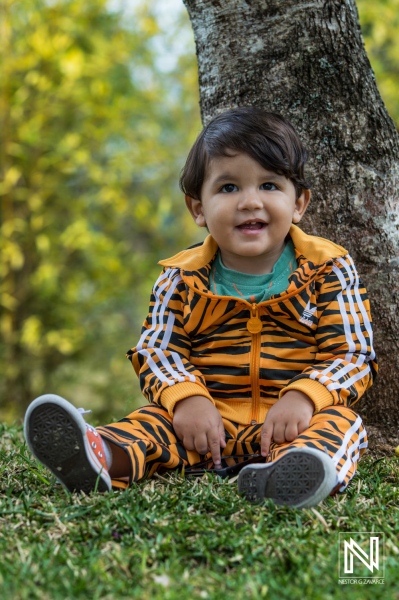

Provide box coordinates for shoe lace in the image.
[77,408,99,436]
[77,408,92,416]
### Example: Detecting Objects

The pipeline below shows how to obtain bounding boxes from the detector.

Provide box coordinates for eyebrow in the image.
[210,173,237,186]
[210,171,287,186]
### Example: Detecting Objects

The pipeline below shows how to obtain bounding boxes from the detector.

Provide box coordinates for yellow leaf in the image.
[21,316,43,351]
[0,167,21,195]
[36,234,50,253]
[3,241,24,270]
[1,218,26,237]
[1,293,18,311]
[61,48,85,79]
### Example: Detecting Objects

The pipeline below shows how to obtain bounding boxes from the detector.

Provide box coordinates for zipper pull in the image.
[247,303,262,334]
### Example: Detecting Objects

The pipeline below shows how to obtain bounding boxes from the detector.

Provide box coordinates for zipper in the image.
[247,303,262,425]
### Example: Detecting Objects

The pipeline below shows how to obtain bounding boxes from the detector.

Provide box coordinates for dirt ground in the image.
[366,424,398,458]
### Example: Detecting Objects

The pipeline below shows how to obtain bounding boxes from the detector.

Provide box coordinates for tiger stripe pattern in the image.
[97,404,367,492]
[127,226,377,427]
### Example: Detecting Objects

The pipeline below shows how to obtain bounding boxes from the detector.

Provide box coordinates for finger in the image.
[261,423,273,457]
[193,433,209,456]
[219,422,226,448]
[297,418,311,435]
[181,435,195,452]
[284,422,299,442]
[172,421,182,442]
[272,422,287,445]
[208,433,222,467]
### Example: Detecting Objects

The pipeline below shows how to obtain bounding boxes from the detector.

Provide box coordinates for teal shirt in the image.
[209,239,297,303]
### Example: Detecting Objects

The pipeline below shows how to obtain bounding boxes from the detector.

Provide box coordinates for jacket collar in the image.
[159,225,348,271]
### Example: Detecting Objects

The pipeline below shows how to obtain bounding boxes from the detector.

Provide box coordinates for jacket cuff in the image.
[279,378,334,413]
[160,383,215,417]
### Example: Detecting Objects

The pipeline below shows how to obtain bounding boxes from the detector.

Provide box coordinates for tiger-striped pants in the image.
[96,404,367,493]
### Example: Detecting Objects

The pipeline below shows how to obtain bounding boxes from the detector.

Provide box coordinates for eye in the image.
[220,184,238,193]
[260,182,278,191]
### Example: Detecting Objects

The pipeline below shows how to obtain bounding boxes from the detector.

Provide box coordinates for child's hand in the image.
[173,396,226,468]
[261,391,315,457]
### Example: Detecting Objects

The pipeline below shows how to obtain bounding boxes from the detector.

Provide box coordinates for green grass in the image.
[1,423,398,600]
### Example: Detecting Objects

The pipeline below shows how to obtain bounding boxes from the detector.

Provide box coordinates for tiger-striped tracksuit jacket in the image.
[98,224,377,491]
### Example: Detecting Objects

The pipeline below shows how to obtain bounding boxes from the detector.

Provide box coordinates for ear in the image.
[185,195,207,227]
[292,189,311,223]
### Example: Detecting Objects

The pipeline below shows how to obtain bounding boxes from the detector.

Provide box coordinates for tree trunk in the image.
[183,0,399,438]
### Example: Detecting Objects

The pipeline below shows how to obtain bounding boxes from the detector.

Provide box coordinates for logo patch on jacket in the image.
[299,303,317,327]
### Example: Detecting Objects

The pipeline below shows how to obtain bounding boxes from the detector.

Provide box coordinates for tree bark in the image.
[183,0,399,437]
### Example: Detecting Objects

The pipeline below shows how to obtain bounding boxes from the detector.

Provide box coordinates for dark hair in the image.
[179,107,310,199]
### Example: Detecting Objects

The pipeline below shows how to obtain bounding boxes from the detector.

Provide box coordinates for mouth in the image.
[236,220,267,231]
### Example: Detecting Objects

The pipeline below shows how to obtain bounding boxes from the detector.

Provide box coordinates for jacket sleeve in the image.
[280,254,378,412]
[127,267,215,416]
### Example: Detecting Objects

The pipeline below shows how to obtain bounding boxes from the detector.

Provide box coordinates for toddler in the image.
[24,107,377,508]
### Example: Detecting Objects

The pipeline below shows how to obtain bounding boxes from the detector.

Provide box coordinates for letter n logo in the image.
[344,536,379,573]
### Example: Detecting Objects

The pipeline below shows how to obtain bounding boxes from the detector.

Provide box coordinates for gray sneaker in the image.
[24,394,112,494]
[238,447,337,508]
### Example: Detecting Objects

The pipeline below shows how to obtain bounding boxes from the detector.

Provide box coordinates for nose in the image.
[237,188,263,211]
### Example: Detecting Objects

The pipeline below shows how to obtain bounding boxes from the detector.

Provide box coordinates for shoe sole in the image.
[237,447,336,508]
[24,394,111,494]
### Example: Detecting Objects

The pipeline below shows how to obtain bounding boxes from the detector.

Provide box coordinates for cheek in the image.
[269,203,295,220]
[203,206,223,224]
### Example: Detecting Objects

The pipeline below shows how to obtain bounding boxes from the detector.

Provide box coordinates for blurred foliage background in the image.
[0,0,202,422]
[1,0,398,424]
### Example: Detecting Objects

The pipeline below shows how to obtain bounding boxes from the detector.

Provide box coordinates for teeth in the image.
[238,220,265,227]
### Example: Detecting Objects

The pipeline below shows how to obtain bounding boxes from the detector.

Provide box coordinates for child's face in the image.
[186,152,310,274]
